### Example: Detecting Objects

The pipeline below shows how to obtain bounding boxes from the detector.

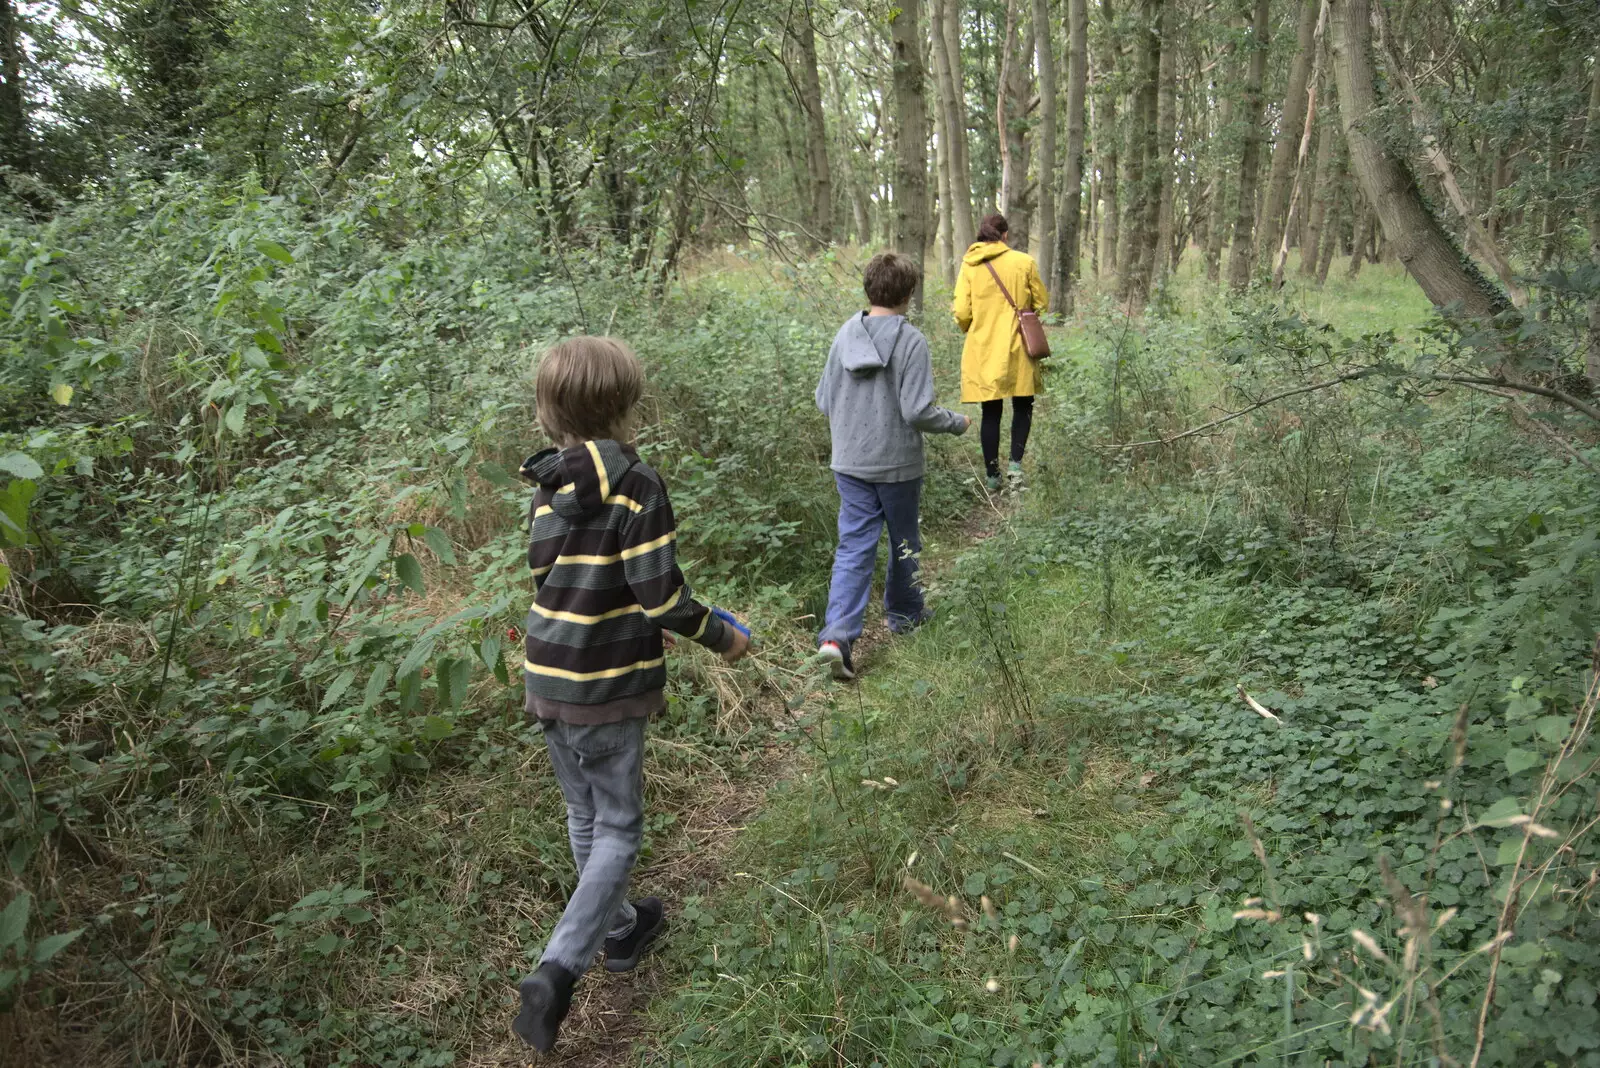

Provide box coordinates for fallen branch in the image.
[1097,370,1377,450]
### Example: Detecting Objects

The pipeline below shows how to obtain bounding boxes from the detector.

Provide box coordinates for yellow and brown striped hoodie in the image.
[519,439,732,707]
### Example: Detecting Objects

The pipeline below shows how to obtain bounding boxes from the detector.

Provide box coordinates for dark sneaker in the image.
[888,609,933,636]
[513,961,578,1052]
[604,897,666,973]
[818,640,855,680]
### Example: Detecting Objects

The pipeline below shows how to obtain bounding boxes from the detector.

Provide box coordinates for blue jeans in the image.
[819,473,925,647]
[537,717,644,975]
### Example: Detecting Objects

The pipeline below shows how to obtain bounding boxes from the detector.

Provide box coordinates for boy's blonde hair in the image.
[535,336,644,444]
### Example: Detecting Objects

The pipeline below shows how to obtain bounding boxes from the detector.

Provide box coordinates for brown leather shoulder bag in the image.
[983,256,1051,360]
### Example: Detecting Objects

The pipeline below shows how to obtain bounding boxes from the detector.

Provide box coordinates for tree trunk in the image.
[1270,25,1326,287]
[997,0,1034,246]
[1203,44,1236,283]
[1226,0,1271,290]
[1052,0,1089,313]
[1587,68,1600,380]
[1346,195,1369,278]
[1152,0,1178,287]
[1117,0,1160,303]
[1315,158,1345,285]
[893,0,931,312]
[1258,0,1321,277]
[1096,0,1121,276]
[791,8,835,249]
[1300,92,1338,278]
[1327,0,1511,320]
[1369,7,1526,307]
[1033,0,1058,283]
[933,67,956,278]
[934,0,975,254]
[0,0,29,176]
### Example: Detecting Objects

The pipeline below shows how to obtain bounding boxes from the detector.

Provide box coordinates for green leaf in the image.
[435,656,459,709]
[1479,797,1524,826]
[395,553,425,595]
[0,453,43,480]
[1504,748,1542,776]
[0,563,9,589]
[449,657,471,705]
[312,932,339,956]
[320,669,357,711]
[423,526,457,565]
[1535,716,1571,746]
[255,240,294,264]
[362,663,392,709]
[224,403,246,436]
[396,637,436,680]
[476,461,524,489]
[0,892,30,950]
[479,634,502,673]
[32,929,83,963]
[421,714,455,741]
[342,536,391,606]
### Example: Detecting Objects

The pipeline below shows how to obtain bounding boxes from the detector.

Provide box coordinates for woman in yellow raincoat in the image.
[953,213,1047,491]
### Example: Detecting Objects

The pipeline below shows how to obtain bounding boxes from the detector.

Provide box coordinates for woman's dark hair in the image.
[977,213,1009,242]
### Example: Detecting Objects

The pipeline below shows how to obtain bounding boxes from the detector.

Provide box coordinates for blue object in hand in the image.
[712,607,751,639]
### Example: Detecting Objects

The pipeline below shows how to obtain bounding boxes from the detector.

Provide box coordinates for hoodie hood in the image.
[962,241,1010,266]
[839,312,908,376]
[519,439,638,519]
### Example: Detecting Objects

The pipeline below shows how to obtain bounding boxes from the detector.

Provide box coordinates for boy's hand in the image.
[662,630,678,649]
[961,414,973,432]
[722,627,752,664]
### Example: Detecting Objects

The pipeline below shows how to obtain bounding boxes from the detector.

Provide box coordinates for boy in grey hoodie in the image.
[814,252,970,679]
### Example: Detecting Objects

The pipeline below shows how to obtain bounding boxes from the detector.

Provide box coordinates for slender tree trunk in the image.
[0,0,29,177]
[1315,157,1345,285]
[934,0,975,254]
[1586,67,1600,380]
[893,0,931,312]
[1327,0,1511,319]
[934,66,956,278]
[1346,195,1369,278]
[791,8,835,248]
[1033,0,1059,282]
[1271,26,1326,287]
[1152,0,1178,287]
[1259,0,1321,276]
[1117,0,1160,301]
[1226,0,1271,290]
[1204,47,1236,282]
[1300,88,1338,278]
[1096,0,1121,276]
[1053,0,1089,313]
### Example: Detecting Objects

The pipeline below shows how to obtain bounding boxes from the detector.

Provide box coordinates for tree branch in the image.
[1098,370,1379,450]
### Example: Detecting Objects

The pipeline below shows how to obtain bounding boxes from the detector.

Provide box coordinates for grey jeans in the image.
[538,717,643,974]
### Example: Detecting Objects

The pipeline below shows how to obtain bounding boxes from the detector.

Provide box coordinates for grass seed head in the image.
[1351,929,1390,963]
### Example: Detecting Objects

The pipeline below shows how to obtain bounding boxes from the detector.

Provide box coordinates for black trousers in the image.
[979,396,1034,478]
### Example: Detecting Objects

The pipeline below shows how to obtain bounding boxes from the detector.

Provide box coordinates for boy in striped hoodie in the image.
[512,337,750,1053]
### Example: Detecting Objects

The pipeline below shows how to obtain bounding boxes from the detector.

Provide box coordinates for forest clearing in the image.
[1,0,1598,1065]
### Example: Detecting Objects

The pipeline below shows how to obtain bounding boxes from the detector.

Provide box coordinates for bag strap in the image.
[982,259,1020,312]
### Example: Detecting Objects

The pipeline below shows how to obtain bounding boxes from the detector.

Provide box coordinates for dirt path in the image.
[484,482,1020,1066]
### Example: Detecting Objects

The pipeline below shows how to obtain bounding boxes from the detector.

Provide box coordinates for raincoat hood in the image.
[839,312,908,376]
[961,241,1011,266]
[519,439,638,519]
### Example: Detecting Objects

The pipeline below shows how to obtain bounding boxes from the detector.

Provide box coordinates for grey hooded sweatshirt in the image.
[815,312,968,482]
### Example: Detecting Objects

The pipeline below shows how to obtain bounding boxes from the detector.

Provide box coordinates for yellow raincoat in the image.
[953,241,1048,403]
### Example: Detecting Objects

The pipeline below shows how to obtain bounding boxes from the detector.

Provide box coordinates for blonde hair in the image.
[534,336,644,444]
